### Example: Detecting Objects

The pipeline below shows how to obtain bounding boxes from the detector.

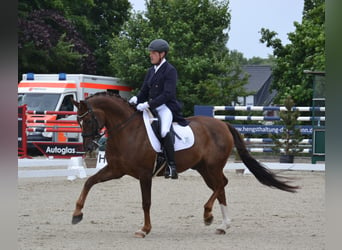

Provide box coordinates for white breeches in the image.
[155,104,173,138]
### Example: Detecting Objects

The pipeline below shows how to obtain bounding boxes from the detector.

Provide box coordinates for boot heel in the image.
[171,172,178,179]
[164,165,171,178]
[169,163,178,179]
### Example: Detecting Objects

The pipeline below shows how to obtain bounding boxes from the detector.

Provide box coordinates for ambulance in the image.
[18,73,132,154]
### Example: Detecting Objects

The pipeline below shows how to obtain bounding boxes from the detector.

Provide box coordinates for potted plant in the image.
[84,150,98,168]
[272,96,303,163]
[83,135,107,168]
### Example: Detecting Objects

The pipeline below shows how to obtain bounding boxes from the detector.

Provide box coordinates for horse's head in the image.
[72,98,105,153]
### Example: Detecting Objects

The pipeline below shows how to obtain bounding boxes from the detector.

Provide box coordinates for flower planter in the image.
[279,154,294,163]
[84,157,97,168]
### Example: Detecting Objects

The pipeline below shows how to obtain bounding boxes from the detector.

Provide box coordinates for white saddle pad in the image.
[142,109,195,152]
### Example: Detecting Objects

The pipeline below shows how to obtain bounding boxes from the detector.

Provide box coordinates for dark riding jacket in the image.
[136,61,188,126]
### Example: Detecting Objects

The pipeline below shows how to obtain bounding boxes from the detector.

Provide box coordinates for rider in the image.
[129,39,188,179]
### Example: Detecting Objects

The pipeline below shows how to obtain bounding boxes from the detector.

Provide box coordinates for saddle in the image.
[143,109,195,177]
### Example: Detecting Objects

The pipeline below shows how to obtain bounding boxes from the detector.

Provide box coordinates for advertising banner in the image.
[33,142,84,158]
[233,125,313,135]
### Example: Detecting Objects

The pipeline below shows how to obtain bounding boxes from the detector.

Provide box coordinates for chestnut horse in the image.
[71,92,298,237]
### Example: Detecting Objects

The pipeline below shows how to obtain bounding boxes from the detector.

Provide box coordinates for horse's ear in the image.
[71,98,79,109]
[79,100,87,110]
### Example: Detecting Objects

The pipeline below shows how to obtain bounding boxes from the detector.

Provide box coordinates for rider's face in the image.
[149,51,164,65]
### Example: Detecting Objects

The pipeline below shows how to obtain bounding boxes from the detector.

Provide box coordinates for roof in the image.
[242,65,272,92]
[241,65,276,105]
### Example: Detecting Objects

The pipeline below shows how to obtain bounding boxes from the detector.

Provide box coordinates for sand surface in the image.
[18,170,325,250]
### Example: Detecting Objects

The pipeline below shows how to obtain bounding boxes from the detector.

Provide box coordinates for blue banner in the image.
[232,125,313,135]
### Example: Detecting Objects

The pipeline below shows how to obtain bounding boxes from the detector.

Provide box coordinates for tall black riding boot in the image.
[162,132,178,179]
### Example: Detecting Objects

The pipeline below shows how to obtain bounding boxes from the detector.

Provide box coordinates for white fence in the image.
[18,156,325,179]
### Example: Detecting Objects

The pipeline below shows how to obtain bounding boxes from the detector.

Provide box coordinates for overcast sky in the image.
[129,0,304,59]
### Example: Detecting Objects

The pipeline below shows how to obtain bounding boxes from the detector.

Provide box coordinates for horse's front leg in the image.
[134,176,152,238]
[72,166,121,224]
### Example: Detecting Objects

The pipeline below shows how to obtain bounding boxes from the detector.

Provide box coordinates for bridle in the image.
[77,101,103,143]
[77,100,139,144]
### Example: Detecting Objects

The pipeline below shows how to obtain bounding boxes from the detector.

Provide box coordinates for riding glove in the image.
[128,96,137,104]
[136,102,149,111]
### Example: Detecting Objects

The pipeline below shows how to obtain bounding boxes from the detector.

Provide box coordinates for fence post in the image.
[18,105,30,158]
[194,105,214,117]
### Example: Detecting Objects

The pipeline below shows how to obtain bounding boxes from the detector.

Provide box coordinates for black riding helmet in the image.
[148,39,169,53]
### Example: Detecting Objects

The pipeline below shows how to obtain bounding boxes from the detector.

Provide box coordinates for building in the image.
[235,65,276,106]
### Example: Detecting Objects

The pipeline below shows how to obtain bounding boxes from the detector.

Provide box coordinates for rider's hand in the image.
[136,102,149,111]
[128,96,138,105]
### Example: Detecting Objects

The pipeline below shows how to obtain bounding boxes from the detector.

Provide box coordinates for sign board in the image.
[233,125,313,135]
[33,142,84,158]
[96,151,107,169]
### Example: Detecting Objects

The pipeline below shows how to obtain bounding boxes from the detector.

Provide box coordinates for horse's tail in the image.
[226,123,299,193]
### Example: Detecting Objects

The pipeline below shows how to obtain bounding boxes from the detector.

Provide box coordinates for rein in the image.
[77,99,139,142]
[105,110,139,138]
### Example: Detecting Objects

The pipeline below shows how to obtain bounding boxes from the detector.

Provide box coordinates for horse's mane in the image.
[85,91,122,100]
[85,91,136,110]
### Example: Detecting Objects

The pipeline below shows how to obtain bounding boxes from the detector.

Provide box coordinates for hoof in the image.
[72,213,83,224]
[204,215,214,226]
[134,229,147,238]
[215,228,226,235]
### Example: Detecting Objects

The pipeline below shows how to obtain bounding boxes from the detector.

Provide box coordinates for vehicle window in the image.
[18,93,60,111]
[59,95,74,112]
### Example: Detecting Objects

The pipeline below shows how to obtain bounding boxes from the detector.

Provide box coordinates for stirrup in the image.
[164,165,178,179]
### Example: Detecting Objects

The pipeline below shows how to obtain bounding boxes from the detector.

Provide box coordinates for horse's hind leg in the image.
[196,166,231,233]
[215,189,231,234]
[202,188,218,226]
[72,166,122,224]
[196,166,224,224]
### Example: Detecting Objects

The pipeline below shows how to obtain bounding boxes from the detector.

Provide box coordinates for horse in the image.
[71,92,299,238]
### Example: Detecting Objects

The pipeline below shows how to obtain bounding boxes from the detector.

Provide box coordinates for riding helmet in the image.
[148,39,169,53]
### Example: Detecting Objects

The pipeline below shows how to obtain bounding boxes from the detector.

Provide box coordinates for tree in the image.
[272,96,303,163]
[18,0,131,78]
[62,0,131,75]
[18,9,96,78]
[229,50,275,66]
[108,0,249,116]
[246,55,275,66]
[229,50,248,66]
[259,0,325,105]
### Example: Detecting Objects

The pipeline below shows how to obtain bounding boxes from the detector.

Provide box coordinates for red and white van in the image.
[18,73,132,154]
